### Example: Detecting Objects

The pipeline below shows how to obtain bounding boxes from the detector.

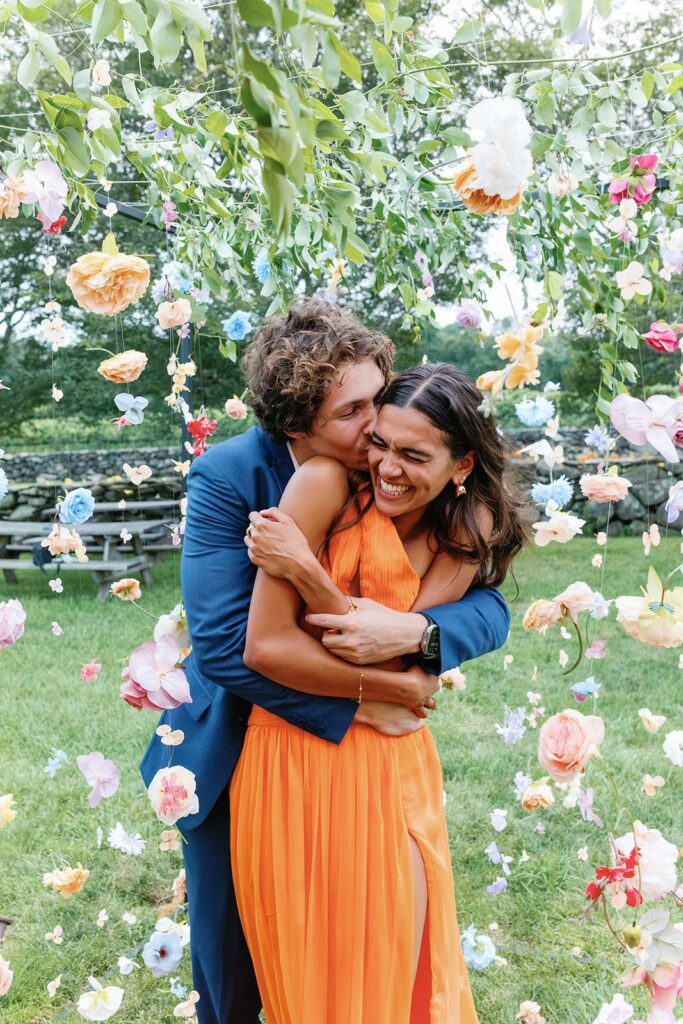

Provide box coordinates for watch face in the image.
[423,623,439,657]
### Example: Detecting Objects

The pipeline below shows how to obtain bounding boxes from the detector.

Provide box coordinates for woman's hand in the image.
[401,664,440,709]
[244,508,314,579]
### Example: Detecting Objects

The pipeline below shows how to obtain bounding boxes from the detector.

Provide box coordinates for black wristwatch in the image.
[419,613,440,660]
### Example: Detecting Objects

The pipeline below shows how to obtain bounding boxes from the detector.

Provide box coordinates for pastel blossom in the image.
[110,577,141,601]
[23,159,67,227]
[642,321,680,354]
[91,59,111,86]
[614,820,678,901]
[615,567,683,648]
[148,766,199,825]
[538,709,605,783]
[120,634,191,711]
[461,924,497,969]
[639,708,667,734]
[43,862,89,898]
[76,752,120,808]
[610,394,680,463]
[590,992,634,1024]
[0,794,17,828]
[80,659,102,683]
[532,508,585,546]
[615,261,652,301]
[225,396,248,420]
[0,599,26,649]
[0,956,12,997]
[222,310,253,341]
[454,300,483,329]
[86,108,112,131]
[662,729,683,767]
[76,976,124,1020]
[143,929,184,977]
[108,822,146,856]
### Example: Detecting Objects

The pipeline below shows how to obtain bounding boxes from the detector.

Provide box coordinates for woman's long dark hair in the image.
[325,362,531,589]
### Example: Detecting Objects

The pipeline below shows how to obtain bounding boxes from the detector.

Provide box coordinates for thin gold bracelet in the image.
[345,594,358,614]
[357,667,364,704]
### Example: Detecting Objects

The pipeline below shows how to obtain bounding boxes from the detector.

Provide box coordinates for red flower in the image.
[641,321,679,354]
[40,215,68,235]
[585,881,602,901]
[625,888,643,907]
[187,414,218,440]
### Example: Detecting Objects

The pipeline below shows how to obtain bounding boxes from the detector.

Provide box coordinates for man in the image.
[139,297,510,1024]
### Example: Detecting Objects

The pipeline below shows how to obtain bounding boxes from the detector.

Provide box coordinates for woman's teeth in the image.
[379,477,410,496]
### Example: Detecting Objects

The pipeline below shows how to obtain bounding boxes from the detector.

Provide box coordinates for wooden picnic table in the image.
[0,519,167,600]
[40,499,181,519]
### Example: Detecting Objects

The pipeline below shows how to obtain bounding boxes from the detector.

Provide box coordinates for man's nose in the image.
[362,405,378,438]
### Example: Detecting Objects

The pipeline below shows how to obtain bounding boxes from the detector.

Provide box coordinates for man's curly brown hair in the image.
[241,296,395,442]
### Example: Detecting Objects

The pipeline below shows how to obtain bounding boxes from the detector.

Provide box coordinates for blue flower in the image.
[571,676,601,702]
[114,393,149,426]
[515,395,556,427]
[143,120,174,142]
[222,310,253,341]
[584,424,612,453]
[462,925,496,970]
[142,929,183,977]
[252,251,270,284]
[530,476,573,508]
[59,487,95,526]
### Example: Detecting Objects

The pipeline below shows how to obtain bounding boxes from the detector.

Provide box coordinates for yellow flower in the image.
[97,349,148,383]
[0,794,17,828]
[476,369,505,393]
[43,862,90,898]
[520,780,555,812]
[495,325,543,361]
[66,251,150,316]
[506,351,541,389]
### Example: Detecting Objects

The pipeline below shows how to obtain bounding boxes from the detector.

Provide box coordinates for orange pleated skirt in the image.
[230,503,479,1022]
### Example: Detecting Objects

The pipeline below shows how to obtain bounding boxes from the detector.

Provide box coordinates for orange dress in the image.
[230,504,479,1023]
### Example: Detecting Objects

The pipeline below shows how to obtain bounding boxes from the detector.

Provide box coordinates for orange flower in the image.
[43,863,89,898]
[452,160,523,216]
[506,355,541,389]
[155,298,192,329]
[495,324,543,361]
[476,369,505,393]
[520,780,555,812]
[66,252,150,316]
[110,577,141,601]
[0,175,27,219]
[97,350,148,383]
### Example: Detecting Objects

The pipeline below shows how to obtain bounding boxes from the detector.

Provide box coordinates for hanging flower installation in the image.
[66,236,150,316]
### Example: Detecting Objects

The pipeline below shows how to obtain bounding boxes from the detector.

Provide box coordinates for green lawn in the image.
[1,538,681,1023]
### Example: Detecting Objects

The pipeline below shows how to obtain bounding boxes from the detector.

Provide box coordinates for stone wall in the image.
[1,433,680,533]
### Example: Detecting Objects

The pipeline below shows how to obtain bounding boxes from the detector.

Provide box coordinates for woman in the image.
[231,363,528,1022]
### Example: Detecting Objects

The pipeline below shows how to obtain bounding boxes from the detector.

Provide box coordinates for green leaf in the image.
[370,37,395,82]
[150,7,182,63]
[56,125,90,175]
[262,165,295,238]
[667,73,683,96]
[344,231,370,262]
[453,20,482,44]
[337,89,367,121]
[206,108,229,137]
[573,230,593,256]
[544,270,564,302]
[102,230,119,254]
[330,33,362,83]
[124,1,148,36]
[535,92,556,127]
[321,38,341,89]
[561,0,583,35]
[90,0,122,44]
[17,46,40,88]
[442,126,472,147]
[596,100,617,127]
[595,0,611,15]
[529,131,552,160]
[121,75,141,110]
[641,70,655,102]
[365,0,384,24]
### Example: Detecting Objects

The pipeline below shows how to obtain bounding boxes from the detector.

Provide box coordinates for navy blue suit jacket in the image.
[139,426,510,832]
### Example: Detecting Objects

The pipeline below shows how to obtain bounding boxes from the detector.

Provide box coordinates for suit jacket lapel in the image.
[256,427,296,495]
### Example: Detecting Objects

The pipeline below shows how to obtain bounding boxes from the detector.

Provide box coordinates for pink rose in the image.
[538,709,605,782]
[674,419,683,447]
[155,298,192,330]
[121,634,191,711]
[224,397,248,420]
[80,659,102,683]
[641,321,680,354]
[579,473,633,502]
[0,599,25,649]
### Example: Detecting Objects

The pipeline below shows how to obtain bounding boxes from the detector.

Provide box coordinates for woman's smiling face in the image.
[368,403,473,517]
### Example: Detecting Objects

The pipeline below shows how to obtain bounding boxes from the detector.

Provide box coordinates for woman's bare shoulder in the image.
[279,456,350,532]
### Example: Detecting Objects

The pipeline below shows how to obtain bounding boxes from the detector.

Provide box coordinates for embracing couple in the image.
[140,297,526,1023]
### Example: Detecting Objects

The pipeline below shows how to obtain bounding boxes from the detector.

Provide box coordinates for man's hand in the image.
[305,597,425,664]
[355,700,428,737]
[244,508,313,580]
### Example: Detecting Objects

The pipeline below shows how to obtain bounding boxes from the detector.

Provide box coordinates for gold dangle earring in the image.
[456,479,467,497]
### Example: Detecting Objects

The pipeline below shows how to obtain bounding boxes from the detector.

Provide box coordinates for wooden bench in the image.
[0,520,167,601]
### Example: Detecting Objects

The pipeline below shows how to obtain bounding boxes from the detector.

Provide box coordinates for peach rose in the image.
[579,473,632,502]
[41,524,82,557]
[554,581,594,619]
[538,709,605,782]
[66,251,150,315]
[439,667,466,691]
[155,298,192,329]
[0,955,13,997]
[97,349,148,383]
[522,598,562,631]
[520,780,555,812]
[0,175,27,219]
[110,578,141,601]
[42,862,90,898]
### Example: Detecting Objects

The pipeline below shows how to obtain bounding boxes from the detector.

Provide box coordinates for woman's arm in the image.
[244,457,433,706]
[411,505,495,612]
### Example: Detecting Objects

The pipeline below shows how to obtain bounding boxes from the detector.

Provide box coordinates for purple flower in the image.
[571,676,601,702]
[414,250,429,273]
[455,300,483,330]
[76,751,120,808]
[161,198,177,231]
[665,481,683,524]
[143,120,174,142]
[513,771,532,799]
[584,425,612,453]
[577,787,604,828]
[534,821,545,835]
[485,842,513,875]
[494,706,527,745]
[486,876,508,896]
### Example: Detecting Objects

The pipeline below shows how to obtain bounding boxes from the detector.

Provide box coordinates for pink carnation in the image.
[120,634,191,711]
[0,599,25,649]
[80,659,102,683]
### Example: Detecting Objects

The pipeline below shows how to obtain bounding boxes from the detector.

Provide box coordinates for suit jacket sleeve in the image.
[423,587,510,675]
[181,452,358,744]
